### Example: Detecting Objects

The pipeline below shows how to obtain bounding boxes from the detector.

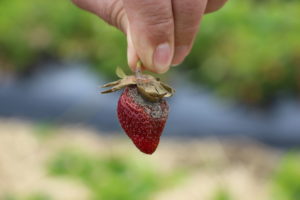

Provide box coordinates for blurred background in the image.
[0,0,300,199]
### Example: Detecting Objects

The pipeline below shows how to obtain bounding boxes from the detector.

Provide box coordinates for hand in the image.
[72,0,227,73]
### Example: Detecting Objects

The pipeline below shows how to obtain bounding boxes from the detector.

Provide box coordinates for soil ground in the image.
[0,119,280,200]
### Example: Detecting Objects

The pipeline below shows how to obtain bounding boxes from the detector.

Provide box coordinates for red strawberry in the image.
[117,86,169,154]
[101,64,175,154]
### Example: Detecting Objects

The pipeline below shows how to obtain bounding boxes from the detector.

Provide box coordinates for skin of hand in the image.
[72,0,227,73]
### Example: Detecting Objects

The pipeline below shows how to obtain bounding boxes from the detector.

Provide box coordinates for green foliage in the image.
[186,0,300,104]
[1,0,300,103]
[48,149,180,200]
[24,193,51,200]
[212,188,234,200]
[33,123,57,139]
[2,193,52,200]
[0,0,127,77]
[272,152,300,200]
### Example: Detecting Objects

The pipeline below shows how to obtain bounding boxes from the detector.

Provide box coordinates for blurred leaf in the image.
[272,151,300,200]
[25,193,52,200]
[116,66,127,78]
[212,187,234,200]
[1,193,52,200]
[48,149,182,200]
[33,123,57,139]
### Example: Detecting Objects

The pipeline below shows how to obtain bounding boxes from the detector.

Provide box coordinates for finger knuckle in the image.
[99,1,126,32]
[146,17,173,41]
[146,14,173,29]
[135,1,173,29]
[143,12,174,40]
[109,1,126,31]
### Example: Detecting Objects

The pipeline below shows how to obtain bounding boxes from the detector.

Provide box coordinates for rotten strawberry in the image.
[101,62,175,154]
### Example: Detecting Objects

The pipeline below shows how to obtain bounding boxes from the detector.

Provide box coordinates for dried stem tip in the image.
[101,66,175,102]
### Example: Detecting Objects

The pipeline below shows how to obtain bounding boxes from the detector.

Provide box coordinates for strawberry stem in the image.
[135,60,143,80]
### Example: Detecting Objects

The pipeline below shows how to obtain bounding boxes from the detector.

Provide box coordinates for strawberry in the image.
[117,86,169,154]
[102,63,175,154]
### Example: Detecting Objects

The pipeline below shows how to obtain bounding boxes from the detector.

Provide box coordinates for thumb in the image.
[123,0,175,73]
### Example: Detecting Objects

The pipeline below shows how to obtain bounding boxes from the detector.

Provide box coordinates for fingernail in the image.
[153,43,172,73]
[172,45,189,66]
